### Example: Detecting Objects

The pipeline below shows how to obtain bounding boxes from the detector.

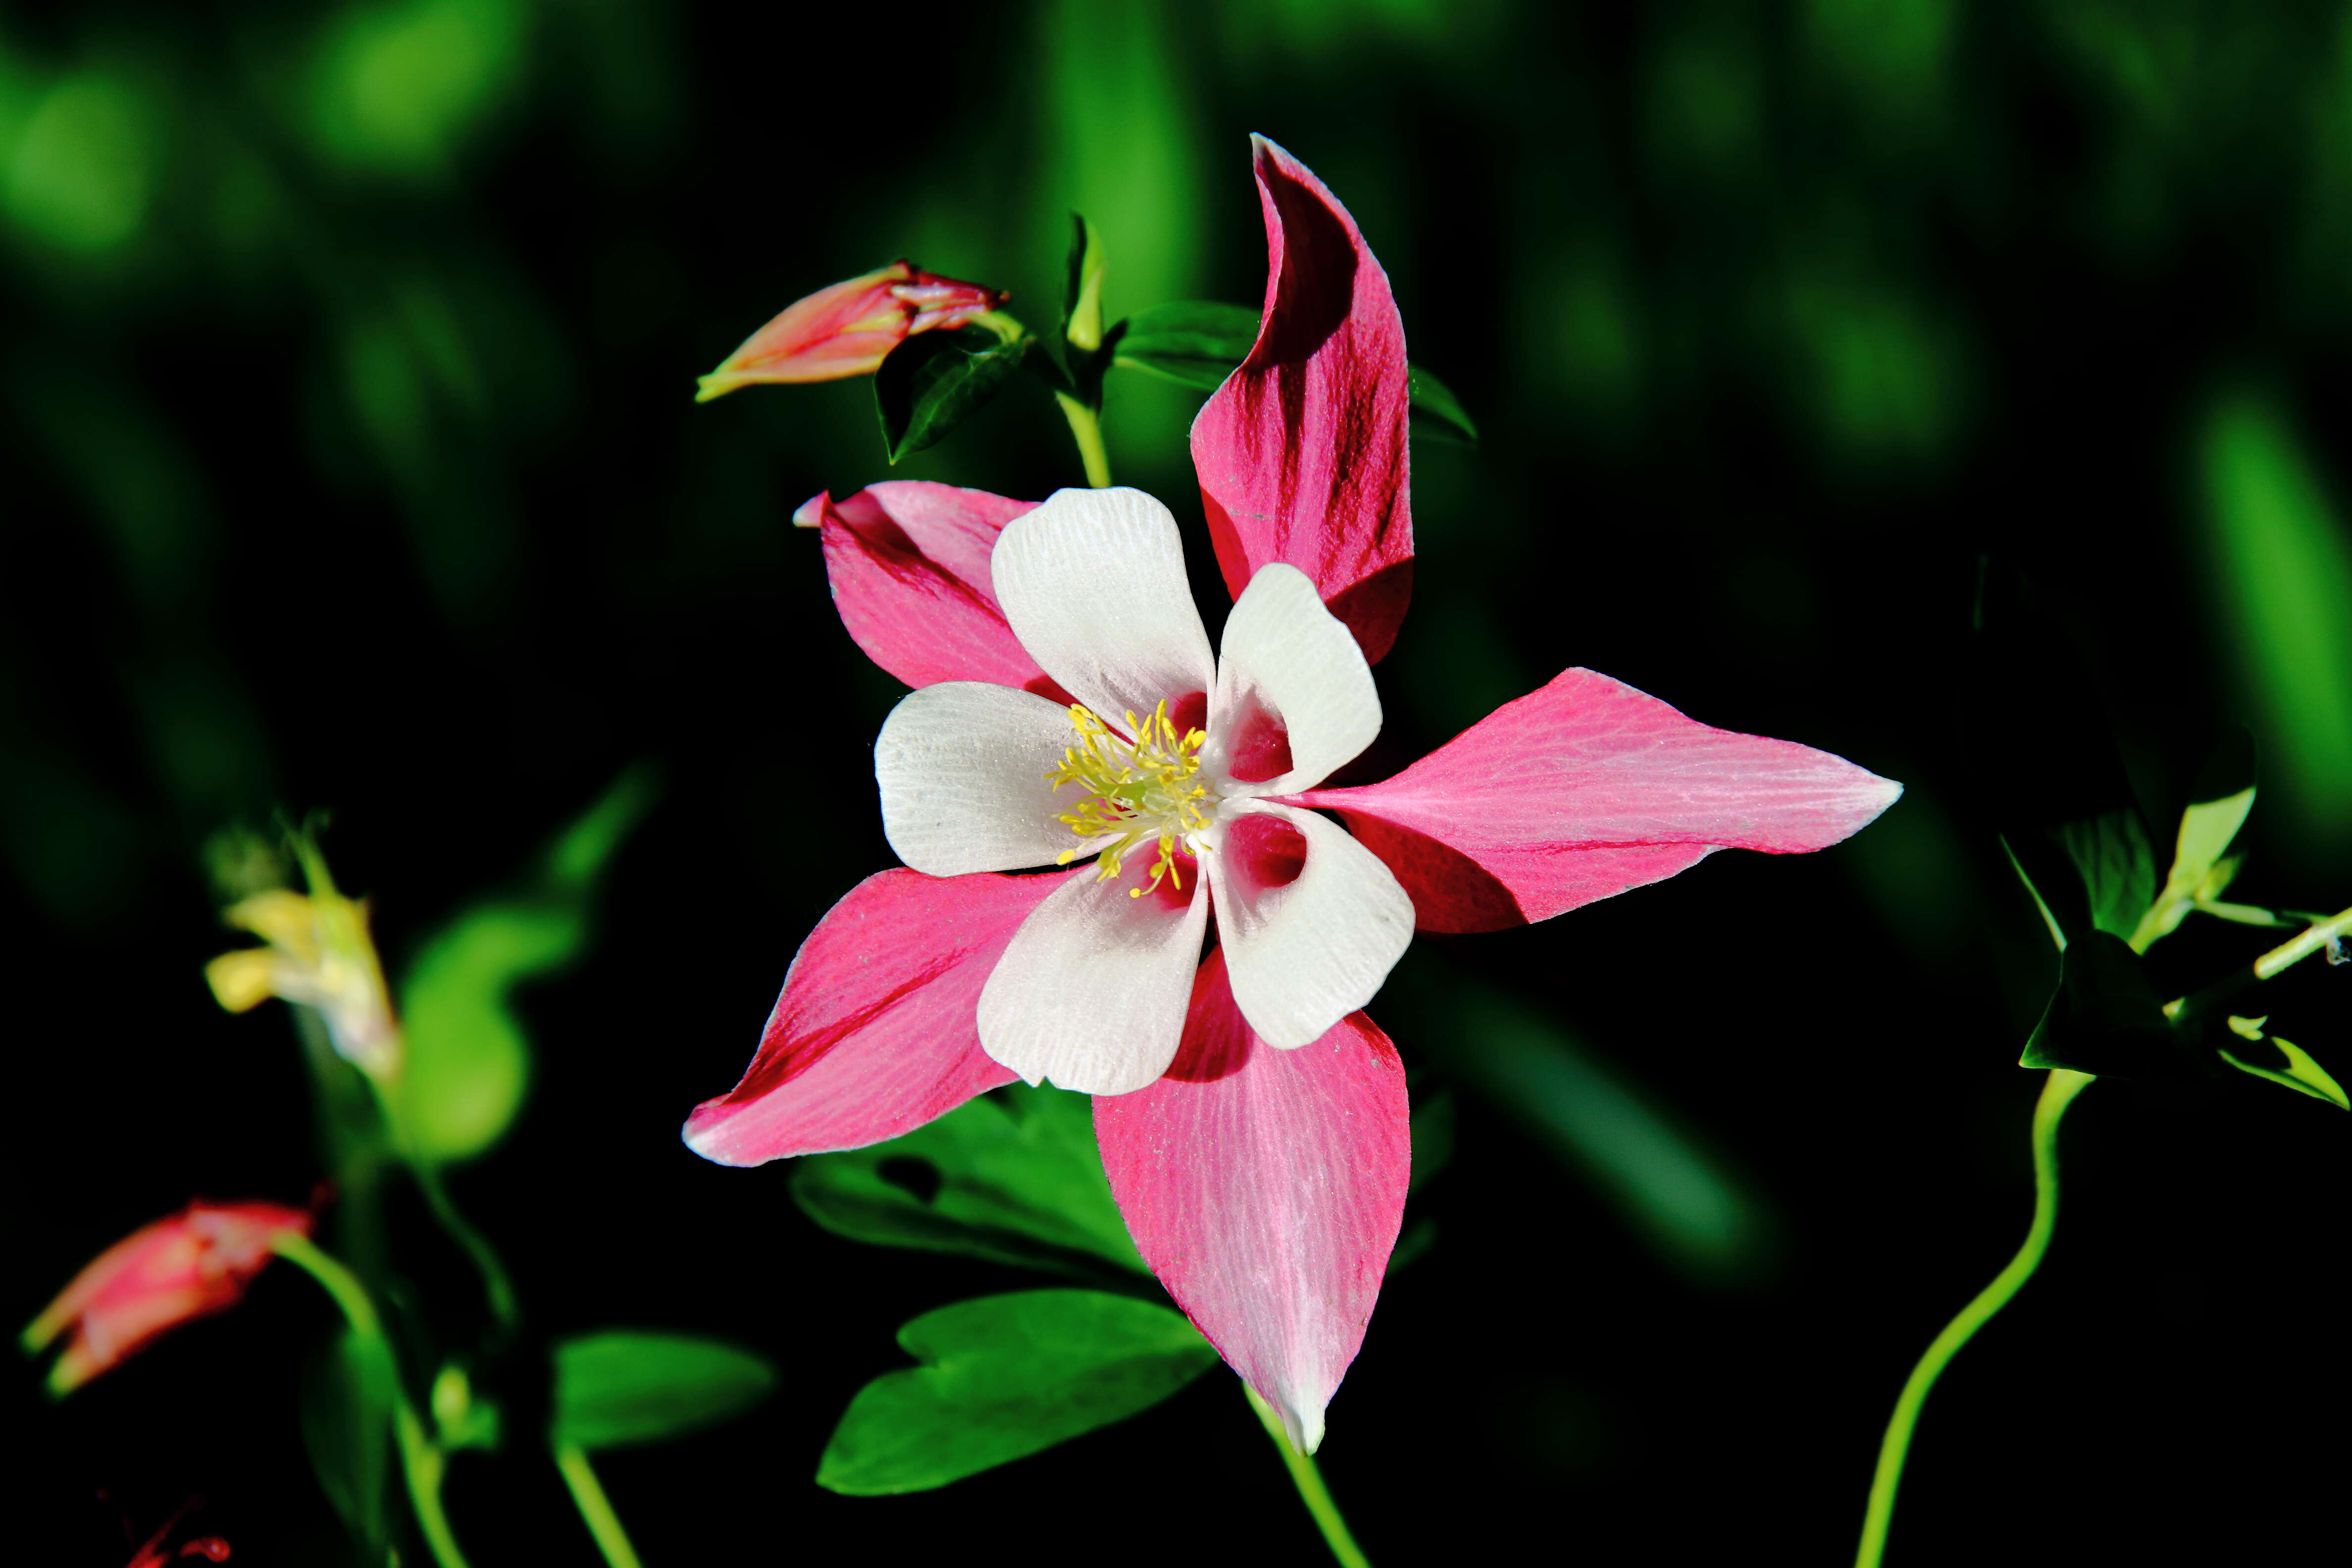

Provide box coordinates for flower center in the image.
[1046,699,1215,897]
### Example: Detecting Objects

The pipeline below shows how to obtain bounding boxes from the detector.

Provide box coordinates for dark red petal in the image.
[1190,137,1413,663]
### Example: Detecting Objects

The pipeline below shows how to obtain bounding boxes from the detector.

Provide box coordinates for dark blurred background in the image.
[5,0,2350,1562]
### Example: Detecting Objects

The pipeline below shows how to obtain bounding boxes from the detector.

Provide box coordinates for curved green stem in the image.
[409,1157,521,1343]
[1854,1068,2093,1568]
[554,1443,645,1568]
[272,1232,472,1568]
[1054,392,1113,487]
[1244,1382,1372,1568]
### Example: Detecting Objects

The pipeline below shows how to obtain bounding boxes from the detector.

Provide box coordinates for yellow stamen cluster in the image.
[1045,700,1212,898]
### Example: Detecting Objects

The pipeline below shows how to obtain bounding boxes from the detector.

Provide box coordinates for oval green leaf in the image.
[817,1290,1216,1495]
[875,326,1029,462]
[790,1082,1147,1282]
[549,1331,777,1452]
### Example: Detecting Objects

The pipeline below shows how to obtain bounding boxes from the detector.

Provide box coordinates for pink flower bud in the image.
[21,1201,312,1395]
[695,260,1006,400]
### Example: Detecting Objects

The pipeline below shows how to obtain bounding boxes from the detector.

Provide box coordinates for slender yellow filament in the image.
[1044,700,1212,897]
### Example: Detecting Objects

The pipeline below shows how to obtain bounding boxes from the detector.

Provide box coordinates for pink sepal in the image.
[1296,667,1903,933]
[684,868,1077,1165]
[799,482,1072,699]
[1190,137,1414,664]
[1094,949,1409,1455]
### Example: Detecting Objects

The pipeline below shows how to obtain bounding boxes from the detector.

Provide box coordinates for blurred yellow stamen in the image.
[1045,700,1213,898]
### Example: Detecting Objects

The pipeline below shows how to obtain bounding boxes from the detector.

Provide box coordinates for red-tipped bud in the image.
[22,1202,311,1395]
[695,260,1005,400]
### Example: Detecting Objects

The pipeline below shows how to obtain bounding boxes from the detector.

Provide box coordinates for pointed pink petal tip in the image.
[1191,136,1413,662]
[683,869,1077,1165]
[1094,950,1409,1455]
[800,482,1072,697]
[1296,667,1902,932]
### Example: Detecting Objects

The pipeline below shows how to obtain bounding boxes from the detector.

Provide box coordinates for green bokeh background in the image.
[5,1,2349,1562]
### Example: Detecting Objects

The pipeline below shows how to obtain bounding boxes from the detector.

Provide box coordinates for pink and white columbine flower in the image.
[684,137,1901,1453]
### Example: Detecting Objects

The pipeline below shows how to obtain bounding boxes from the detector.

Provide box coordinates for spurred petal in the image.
[992,488,1216,728]
[684,869,1076,1165]
[877,682,1087,875]
[1211,562,1381,795]
[798,483,1067,698]
[1094,950,1409,1455]
[1295,667,1903,933]
[977,849,1208,1095]
[1190,137,1413,663]
[1210,802,1414,1049]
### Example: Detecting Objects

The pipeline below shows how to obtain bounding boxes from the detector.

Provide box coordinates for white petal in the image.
[991,488,1217,730]
[876,683,1087,875]
[1209,563,1381,795]
[1211,802,1414,1050]
[977,858,1209,1094]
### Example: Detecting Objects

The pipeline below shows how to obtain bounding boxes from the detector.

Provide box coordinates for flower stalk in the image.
[1246,1382,1373,1568]
[270,1231,473,1568]
[1853,1067,2093,1568]
[553,1443,646,1568]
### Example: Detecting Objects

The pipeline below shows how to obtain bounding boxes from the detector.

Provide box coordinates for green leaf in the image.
[1063,213,1106,352]
[816,1291,1216,1495]
[1110,300,1261,389]
[874,326,1029,462]
[2136,786,2259,948]
[2216,1031,2350,1110]
[300,1326,394,1553]
[388,767,655,1164]
[549,1331,777,1452]
[790,1082,1146,1282]
[1408,365,1479,443]
[2054,810,2157,942]
[2019,930,2199,1077]
[1999,834,2069,954]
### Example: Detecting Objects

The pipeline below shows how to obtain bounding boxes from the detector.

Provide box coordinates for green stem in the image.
[408,1157,521,1344]
[1054,392,1113,488]
[554,1443,646,1568]
[272,1233,472,1568]
[1244,1382,1372,1568]
[1853,1068,2093,1568]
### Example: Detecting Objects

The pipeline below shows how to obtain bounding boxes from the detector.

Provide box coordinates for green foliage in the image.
[816,1290,1216,1495]
[308,0,530,178]
[2216,1030,2350,1111]
[873,325,1029,462]
[2,71,155,253]
[387,767,654,1164]
[2018,931,2187,1077]
[1407,365,1478,444]
[1111,299,1476,439]
[1112,300,1261,389]
[1063,212,1107,351]
[549,1331,777,1451]
[2201,391,2352,853]
[2055,811,2157,941]
[790,1082,1147,1284]
[300,1326,396,1554]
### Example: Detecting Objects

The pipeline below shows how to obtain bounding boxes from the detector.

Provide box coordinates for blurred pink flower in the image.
[685,138,1900,1451]
[695,260,1005,399]
[22,1201,311,1395]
